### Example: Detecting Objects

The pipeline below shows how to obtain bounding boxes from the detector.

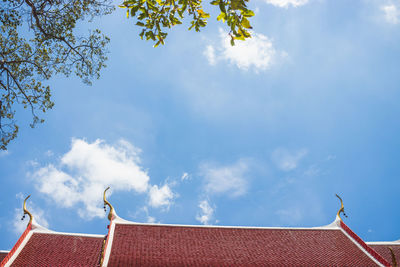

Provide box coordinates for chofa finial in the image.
[389,247,398,267]
[21,195,33,226]
[103,187,115,221]
[335,194,347,220]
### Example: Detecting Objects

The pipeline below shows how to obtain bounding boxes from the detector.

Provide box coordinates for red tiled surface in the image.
[0,252,8,263]
[1,224,31,266]
[340,221,391,267]
[369,244,400,265]
[11,233,103,267]
[108,224,380,266]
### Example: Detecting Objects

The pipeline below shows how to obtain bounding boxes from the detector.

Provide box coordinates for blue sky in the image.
[1,0,400,250]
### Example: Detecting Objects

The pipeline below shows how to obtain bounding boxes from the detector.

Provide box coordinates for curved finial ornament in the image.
[21,195,33,226]
[389,247,398,267]
[103,187,115,221]
[335,194,347,220]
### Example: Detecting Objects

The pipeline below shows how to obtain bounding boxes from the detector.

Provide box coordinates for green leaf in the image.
[154,40,161,47]
[138,13,146,20]
[217,12,226,22]
[243,10,255,17]
[219,1,226,13]
[139,29,145,39]
[241,17,252,29]
[234,35,245,40]
[173,17,182,24]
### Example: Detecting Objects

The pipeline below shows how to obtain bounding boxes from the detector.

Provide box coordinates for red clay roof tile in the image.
[0,252,8,263]
[11,233,103,267]
[369,243,400,265]
[107,223,380,266]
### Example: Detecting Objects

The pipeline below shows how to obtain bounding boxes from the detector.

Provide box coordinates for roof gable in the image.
[0,220,105,267]
[104,221,381,266]
[10,232,104,267]
[0,252,8,264]
[368,241,400,265]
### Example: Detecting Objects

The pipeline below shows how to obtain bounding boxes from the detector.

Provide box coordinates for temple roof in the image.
[1,191,397,266]
[97,212,391,267]
[367,240,400,265]
[0,252,8,264]
[0,220,104,267]
[106,222,378,266]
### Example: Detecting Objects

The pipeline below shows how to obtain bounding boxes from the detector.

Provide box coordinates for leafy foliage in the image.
[0,0,113,150]
[119,0,254,47]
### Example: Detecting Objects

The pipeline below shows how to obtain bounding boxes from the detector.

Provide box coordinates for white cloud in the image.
[13,194,49,235]
[265,0,309,8]
[0,150,9,157]
[31,139,169,219]
[203,45,216,65]
[148,184,175,209]
[382,4,400,24]
[196,200,215,225]
[200,160,249,197]
[147,216,156,223]
[276,207,303,224]
[181,172,190,181]
[271,148,307,171]
[303,164,320,177]
[204,29,285,72]
[130,206,158,223]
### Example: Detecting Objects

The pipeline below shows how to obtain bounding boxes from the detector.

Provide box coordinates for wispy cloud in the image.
[204,29,286,72]
[148,183,175,209]
[129,206,158,223]
[31,138,174,219]
[147,216,156,223]
[200,159,249,197]
[45,150,54,157]
[196,200,215,225]
[381,3,400,24]
[264,0,309,8]
[271,148,308,171]
[181,172,190,181]
[0,150,9,157]
[275,207,303,224]
[203,45,217,65]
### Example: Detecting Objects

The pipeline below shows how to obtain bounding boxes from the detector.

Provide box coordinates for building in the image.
[0,189,398,266]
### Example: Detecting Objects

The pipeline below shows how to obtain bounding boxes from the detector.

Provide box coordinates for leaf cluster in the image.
[119,0,254,47]
[0,0,113,149]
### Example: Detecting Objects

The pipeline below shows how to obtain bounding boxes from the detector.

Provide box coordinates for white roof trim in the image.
[101,220,116,267]
[30,217,48,231]
[31,227,104,238]
[0,250,10,253]
[339,227,384,267]
[367,240,400,245]
[28,217,104,238]
[112,215,340,230]
[3,231,33,267]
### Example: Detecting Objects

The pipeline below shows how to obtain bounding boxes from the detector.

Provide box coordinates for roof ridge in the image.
[32,228,104,238]
[111,214,341,230]
[339,220,391,267]
[0,223,33,267]
[367,240,400,245]
[100,220,116,267]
